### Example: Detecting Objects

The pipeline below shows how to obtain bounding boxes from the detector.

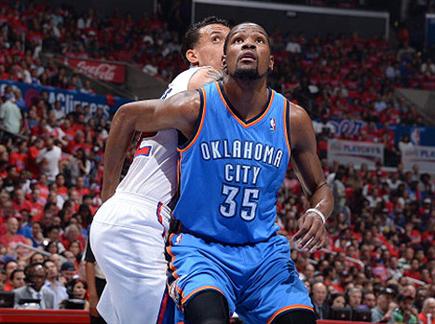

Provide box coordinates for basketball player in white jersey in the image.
[89,17,230,324]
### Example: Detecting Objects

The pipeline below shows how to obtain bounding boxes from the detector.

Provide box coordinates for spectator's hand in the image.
[60,276,67,286]
[35,231,44,241]
[89,292,99,317]
[410,307,418,317]
[293,211,328,252]
[389,302,397,310]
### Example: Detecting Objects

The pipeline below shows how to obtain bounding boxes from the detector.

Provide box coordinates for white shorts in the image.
[90,192,171,324]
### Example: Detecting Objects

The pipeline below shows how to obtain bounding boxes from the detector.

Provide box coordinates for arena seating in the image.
[0,0,433,323]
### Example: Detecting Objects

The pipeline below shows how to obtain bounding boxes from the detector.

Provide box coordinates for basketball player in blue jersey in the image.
[108,22,333,323]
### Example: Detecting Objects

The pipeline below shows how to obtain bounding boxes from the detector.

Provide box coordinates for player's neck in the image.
[223,77,269,121]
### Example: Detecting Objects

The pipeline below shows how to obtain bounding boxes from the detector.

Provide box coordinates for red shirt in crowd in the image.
[0,232,31,249]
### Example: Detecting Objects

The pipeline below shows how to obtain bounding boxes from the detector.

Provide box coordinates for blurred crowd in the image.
[0,79,109,311]
[0,0,434,128]
[0,1,434,323]
[277,162,434,323]
[270,33,432,128]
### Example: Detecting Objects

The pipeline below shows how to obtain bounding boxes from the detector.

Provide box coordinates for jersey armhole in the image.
[284,99,291,154]
[178,88,206,152]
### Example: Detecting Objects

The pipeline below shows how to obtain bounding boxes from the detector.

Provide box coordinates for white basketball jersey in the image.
[116,67,202,204]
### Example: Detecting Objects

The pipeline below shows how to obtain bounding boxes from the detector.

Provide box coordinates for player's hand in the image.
[293,211,327,252]
[89,293,100,317]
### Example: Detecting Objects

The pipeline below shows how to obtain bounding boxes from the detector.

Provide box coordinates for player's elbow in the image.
[113,103,137,129]
[115,103,133,121]
[116,100,160,132]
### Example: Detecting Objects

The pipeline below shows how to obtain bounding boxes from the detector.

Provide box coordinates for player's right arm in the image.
[101,91,200,201]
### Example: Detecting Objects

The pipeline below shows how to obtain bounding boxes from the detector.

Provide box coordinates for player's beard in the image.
[231,64,270,81]
[232,68,260,81]
[232,65,260,80]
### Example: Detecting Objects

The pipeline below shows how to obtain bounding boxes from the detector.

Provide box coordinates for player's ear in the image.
[222,55,227,71]
[269,55,274,72]
[186,49,199,65]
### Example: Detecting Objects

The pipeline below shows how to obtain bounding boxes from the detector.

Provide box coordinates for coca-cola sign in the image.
[65,58,126,84]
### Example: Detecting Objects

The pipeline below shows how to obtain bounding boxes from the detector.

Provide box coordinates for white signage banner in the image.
[401,145,435,174]
[328,139,384,169]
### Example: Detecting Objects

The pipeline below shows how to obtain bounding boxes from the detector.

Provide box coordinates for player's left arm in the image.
[289,103,334,252]
[188,67,223,90]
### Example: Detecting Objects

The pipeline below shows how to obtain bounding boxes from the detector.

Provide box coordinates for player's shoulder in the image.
[288,101,310,121]
[171,67,205,86]
[162,67,203,99]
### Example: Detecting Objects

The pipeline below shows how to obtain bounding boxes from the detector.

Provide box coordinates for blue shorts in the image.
[166,233,313,323]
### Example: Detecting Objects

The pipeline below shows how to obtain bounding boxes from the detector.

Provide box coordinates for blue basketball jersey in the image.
[173,82,291,244]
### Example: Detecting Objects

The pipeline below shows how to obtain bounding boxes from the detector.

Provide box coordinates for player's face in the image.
[224,23,273,80]
[189,24,230,70]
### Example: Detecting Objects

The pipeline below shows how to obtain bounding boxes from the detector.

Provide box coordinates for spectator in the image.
[312,282,330,319]
[60,261,77,284]
[61,223,85,250]
[52,101,65,121]
[36,138,62,182]
[421,59,435,76]
[331,294,346,309]
[2,259,18,291]
[0,94,22,135]
[0,217,31,250]
[398,135,414,154]
[347,287,363,309]
[363,292,376,310]
[62,250,78,270]
[401,284,417,299]
[331,170,346,215]
[303,263,316,282]
[48,254,64,273]
[5,269,25,291]
[418,297,435,324]
[43,260,68,309]
[392,295,419,324]
[29,252,45,265]
[286,36,301,53]
[14,263,55,309]
[371,289,396,323]
[61,278,89,310]
[30,222,44,248]
[46,226,66,254]
[68,240,83,265]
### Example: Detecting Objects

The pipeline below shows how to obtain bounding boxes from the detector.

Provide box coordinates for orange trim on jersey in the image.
[216,81,275,128]
[283,100,291,154]
[176,152,182,190]
[180,286,224,305]
[166,234,179,279]
[267,305,314,324]
[177,87,207,153]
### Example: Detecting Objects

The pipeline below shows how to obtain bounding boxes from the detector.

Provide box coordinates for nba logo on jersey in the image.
[270,118,276,131]
[175,234,183,245]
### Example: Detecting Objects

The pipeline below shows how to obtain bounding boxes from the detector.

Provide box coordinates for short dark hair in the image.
[42,259,55,268]
[9,269,24,281]
[181,16,231,62]
[223,22,270,54]
[24,262,46,279]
